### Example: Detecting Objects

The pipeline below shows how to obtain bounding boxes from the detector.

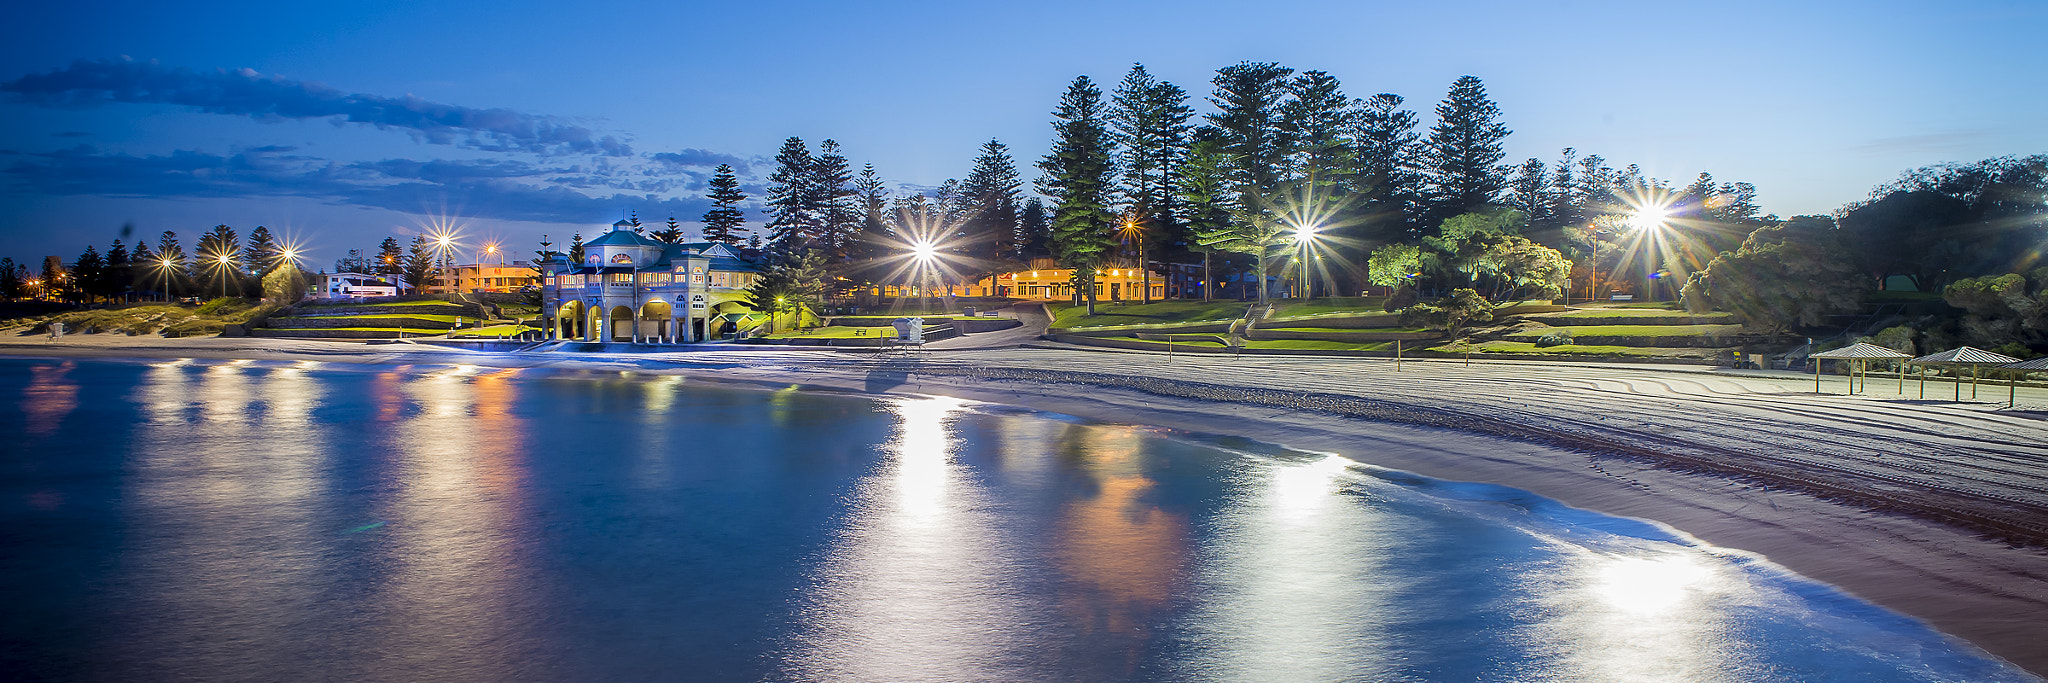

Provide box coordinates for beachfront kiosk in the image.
[538,220,762,343]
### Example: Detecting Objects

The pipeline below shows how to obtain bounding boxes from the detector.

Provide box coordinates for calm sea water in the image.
[0,357,2033,682]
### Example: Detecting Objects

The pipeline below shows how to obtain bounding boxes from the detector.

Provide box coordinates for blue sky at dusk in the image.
[2,0,2043,267]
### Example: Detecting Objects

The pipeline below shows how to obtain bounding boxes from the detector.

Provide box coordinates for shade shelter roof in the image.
[1911,346,2021,365]
[1810,343,1911,360]
[2003,356,2048,370]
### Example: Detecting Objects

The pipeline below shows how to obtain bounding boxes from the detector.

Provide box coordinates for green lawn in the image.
[1049,300,1250,329]
[450,325,540,338]
[763,326,898,339]
[1244,339,1392,351]
[278,313,469,323]
[1269,297,1389,318]
[1257,326,1436,334]
[1508,324,1745,338]
[1544,308,1718,318]
[1570,301,1684,310]
[1450,341,1711,357]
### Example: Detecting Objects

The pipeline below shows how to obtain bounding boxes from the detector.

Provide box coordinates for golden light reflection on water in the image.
[377,369,534,678]
[21,361,77,437]
[789,396,1027,681]
[123,362,332,675]
[1528,546,1751,682]
[1185,454,1399,681]
[1052,427,1186,638]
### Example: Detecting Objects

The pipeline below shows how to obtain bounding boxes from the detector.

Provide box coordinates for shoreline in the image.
[4,335,2046,676]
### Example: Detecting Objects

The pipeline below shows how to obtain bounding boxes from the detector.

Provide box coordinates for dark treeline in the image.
[727,61,1787,317]
[0,224,300,303]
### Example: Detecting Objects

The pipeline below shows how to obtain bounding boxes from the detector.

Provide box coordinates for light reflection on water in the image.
[0,358,2035,683]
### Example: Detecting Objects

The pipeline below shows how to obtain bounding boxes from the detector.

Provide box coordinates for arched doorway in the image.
[640,300,673,342]
[609,306,634,342]
[557,300,584,340]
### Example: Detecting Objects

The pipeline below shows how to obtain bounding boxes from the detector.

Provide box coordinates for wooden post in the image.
[1972,365,1980,400]
[1898,362,1905,395]
[1815,358,1821,394]
[1919,364,1926,400]
[1396,339,1403,372]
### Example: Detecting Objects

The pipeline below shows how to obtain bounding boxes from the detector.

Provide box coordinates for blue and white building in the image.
[540,220,763,342]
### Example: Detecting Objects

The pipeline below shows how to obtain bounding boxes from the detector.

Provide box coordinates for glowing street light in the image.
[1627,206,1671,233]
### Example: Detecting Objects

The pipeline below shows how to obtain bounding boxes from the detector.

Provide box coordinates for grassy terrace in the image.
[1257,326,1436,334]
[1508,323,1745,338]
[1268,297,1388,318]
[1048,300,1249,329]
[277,313,470,323]
[1445,340,1716,357]
[449,325,540,339]
[1247,339,1391,351]
[762,326,898,339]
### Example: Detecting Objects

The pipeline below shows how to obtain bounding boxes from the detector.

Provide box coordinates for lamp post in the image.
[216,254,233,299]
[1119,217,1151,303]
[158,258,176,302]
[1292,223,1318,300]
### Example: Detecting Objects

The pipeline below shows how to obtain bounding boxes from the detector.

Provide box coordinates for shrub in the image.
[1383,285,1419,312]
[195,297,243,315]
[1400,288,1495,335]
[1535,330,1576,347]
[1866,325,1918,355]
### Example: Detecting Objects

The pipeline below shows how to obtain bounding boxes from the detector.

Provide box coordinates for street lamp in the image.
[1292,222,1319,300]
[1118,216,1151,303]
[157,257,177,302]
[215,253,234,299]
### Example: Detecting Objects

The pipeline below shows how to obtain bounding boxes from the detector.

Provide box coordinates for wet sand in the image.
[4,332,2046,676]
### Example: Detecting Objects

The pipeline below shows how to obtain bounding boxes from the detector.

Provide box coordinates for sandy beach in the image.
[5,331,2046,676]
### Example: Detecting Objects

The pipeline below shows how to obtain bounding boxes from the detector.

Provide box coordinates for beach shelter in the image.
[1808,343,1912,395]
[1910,346,2020,402]
[2000,356,2048,408]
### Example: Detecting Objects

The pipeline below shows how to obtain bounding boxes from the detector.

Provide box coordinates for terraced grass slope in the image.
[1506,323,1747,348]
[1048,300,1249,330]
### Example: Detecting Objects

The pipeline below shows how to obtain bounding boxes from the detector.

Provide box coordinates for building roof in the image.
[1810,342,1912,359]
[1911,346,2022,365]
[585,229,665,248]
[2002,356,2048,370]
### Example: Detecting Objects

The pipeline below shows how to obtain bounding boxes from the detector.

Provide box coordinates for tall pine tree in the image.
[1351,93,1425,245]
[1017,198,1051,260]
[1421,75,1512,227]
[106,240,131,301]
[1110,64,1195,271]
[959,139,1023,266]
[376,237,403,275]
[700,163,748,245]
[1037,75,1119,315]
[812,140,861,269]
[764,137,820,262]
[652,216,685,244]
[243,225,280,275]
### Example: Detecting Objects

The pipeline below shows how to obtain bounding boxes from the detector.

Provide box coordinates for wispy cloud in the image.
[0,146,710,224]
[1,58,632,157]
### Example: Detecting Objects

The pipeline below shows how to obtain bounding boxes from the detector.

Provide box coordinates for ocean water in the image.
[0,357,2034,682]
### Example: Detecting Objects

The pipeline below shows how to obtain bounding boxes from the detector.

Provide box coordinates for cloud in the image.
[651,148,755,173]
[0,146,710,225]
[2,58,632,157]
